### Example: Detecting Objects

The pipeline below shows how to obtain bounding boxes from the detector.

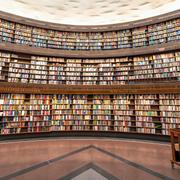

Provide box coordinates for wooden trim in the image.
[0,131,170,142]
[0,41,179,58]
[0,10,179,32]
[0,82,180,94]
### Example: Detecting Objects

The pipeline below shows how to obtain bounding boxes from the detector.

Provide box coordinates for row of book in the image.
[0,52,180,84]
[0,94,177,104]
[0,52,179,63]
[0,18,179,50]
[1,94,177,101]
[1,123,178,134]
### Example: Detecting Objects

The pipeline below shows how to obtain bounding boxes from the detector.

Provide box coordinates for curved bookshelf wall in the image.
[0,11,179,51]
[0,50,180,85]
[0,10,180,140]
[0,91,179,137]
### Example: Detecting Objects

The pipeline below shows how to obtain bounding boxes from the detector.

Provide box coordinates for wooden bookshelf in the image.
[0,10,179,140]
[0,93,179,136]
[0,79,179,139]
[0,50,179,85]
[0,11,179,51]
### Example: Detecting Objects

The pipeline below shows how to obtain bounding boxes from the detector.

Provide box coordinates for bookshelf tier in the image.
[0,50,180,85]
[0,93,179,136]
[0,10,179,51]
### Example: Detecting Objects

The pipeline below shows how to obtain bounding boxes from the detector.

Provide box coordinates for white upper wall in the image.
[0,0,179,25]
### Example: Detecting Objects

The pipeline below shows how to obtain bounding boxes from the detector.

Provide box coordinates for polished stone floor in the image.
[0,138,179,180]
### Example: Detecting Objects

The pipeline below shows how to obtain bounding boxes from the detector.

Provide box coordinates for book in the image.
[159,94,180,135]
[32,27,47,48]
[14,24,32,45]
[135,94,161,134]
[0,19,14,43]
[29,56,48,84]
[0,52,10,81]
[132,27,148,47]
[65,59,82,85]
[8,57,30,83]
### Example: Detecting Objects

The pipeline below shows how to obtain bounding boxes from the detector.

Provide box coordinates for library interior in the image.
[0,0,180,179]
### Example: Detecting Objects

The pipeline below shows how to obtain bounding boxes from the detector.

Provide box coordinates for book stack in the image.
[0,19,14,43]
[29,56,48,84]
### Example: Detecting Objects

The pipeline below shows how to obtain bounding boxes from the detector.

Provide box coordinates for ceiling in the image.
[0,0,179,25]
